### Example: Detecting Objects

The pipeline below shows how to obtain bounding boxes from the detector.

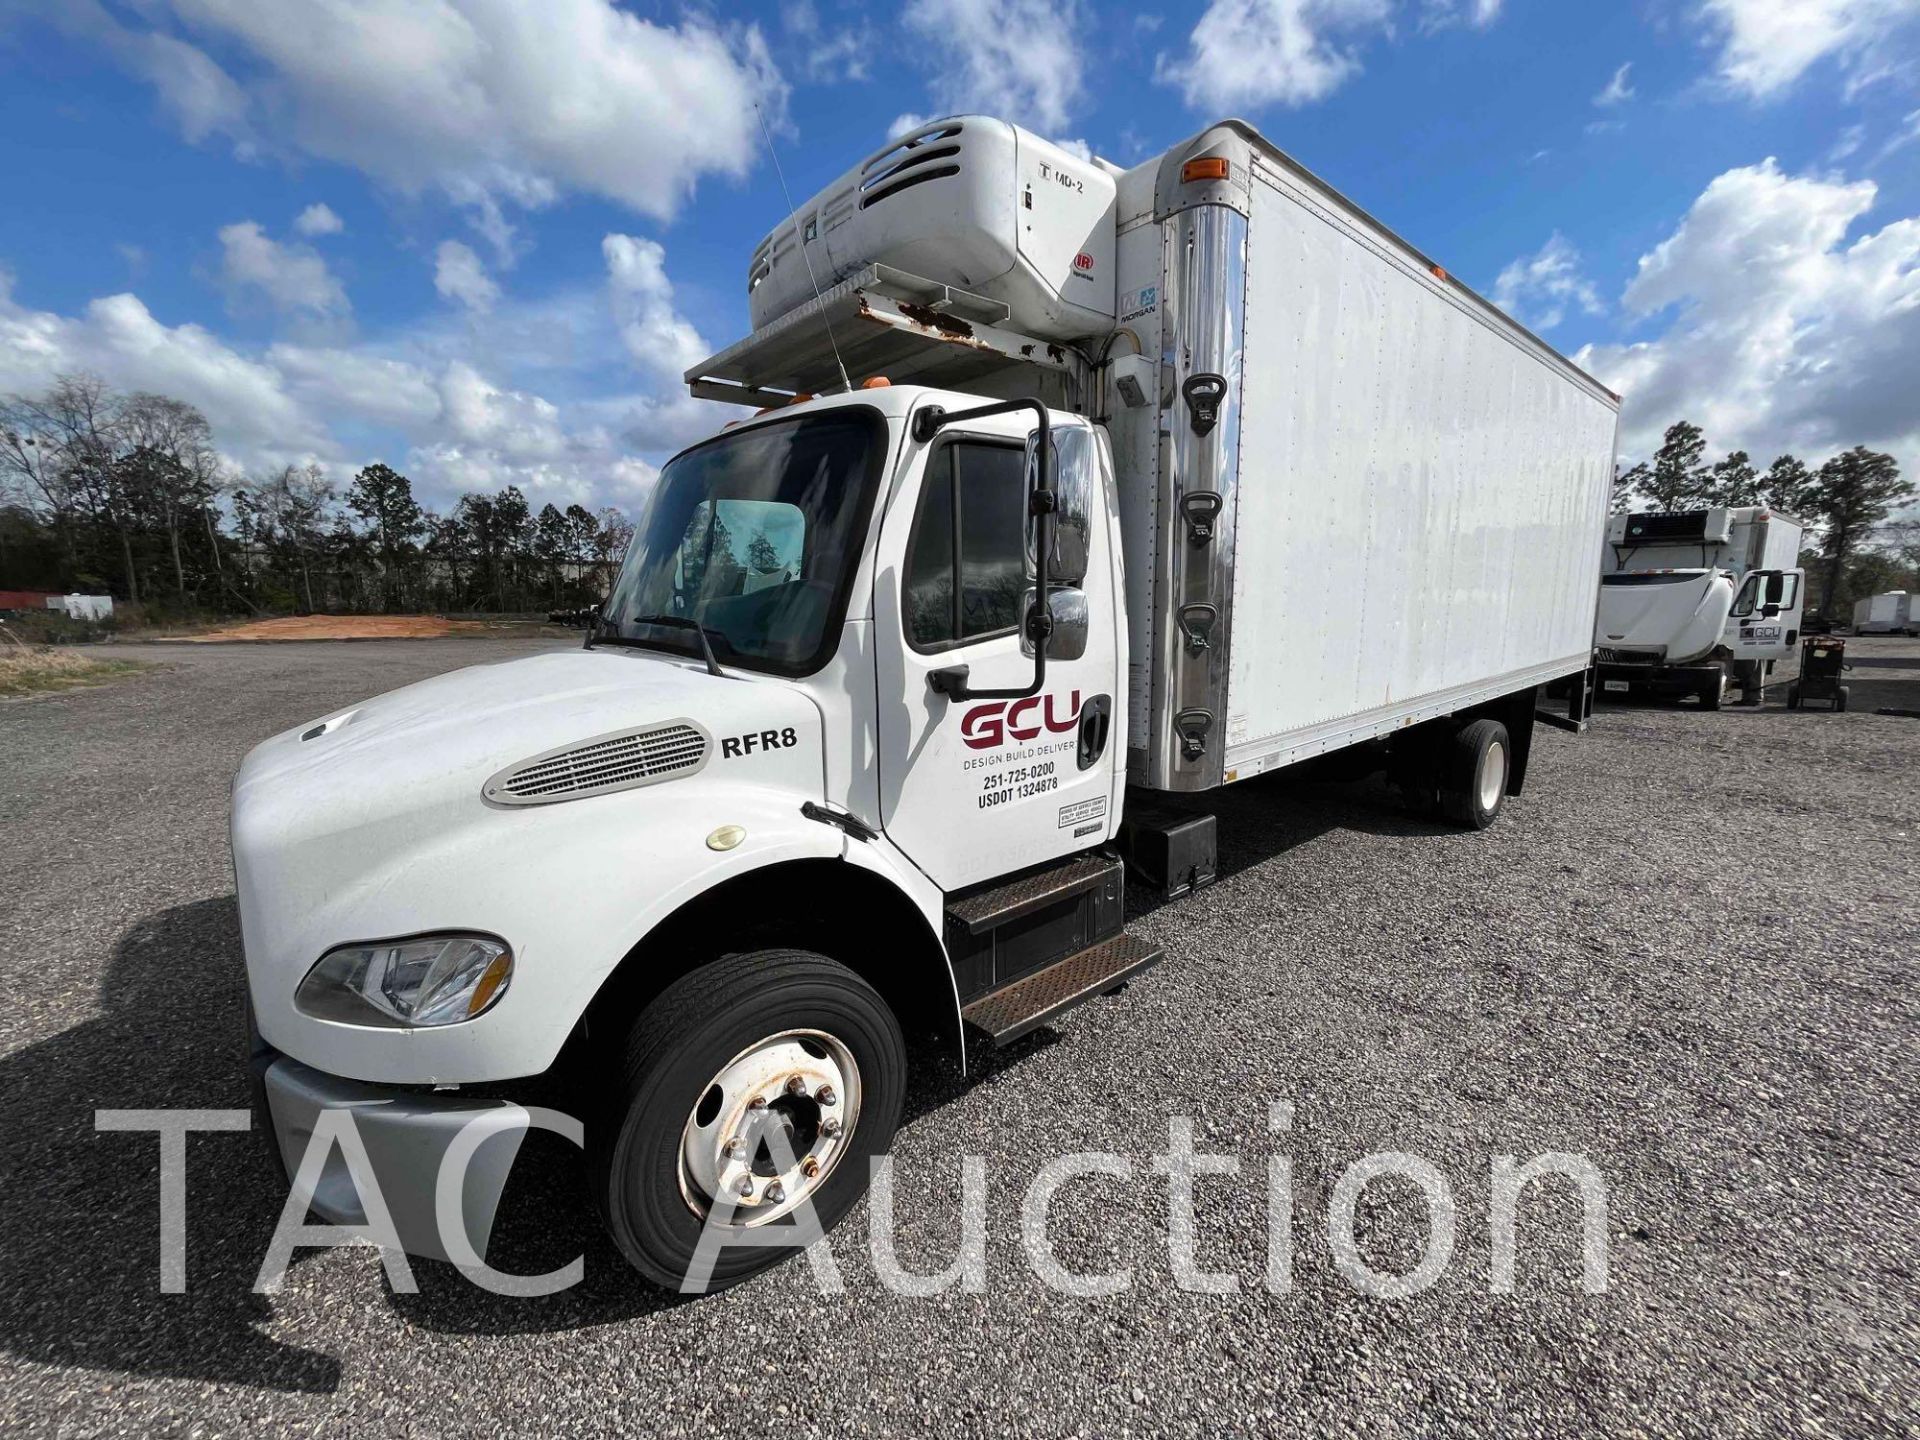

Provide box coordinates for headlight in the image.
[295,934,512,1028]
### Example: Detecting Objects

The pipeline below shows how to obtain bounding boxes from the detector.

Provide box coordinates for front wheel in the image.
[591,949,906,1291]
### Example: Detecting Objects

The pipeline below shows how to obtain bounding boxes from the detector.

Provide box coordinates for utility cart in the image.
[1788,635,1849,711]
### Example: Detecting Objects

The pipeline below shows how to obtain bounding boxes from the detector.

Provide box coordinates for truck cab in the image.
[1594,507,1805,708]
[239,381,1142,1289]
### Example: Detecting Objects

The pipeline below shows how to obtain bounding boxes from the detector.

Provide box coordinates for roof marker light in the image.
[1181,157,1229,183]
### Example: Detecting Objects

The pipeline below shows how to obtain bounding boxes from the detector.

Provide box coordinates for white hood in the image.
[233,646,829,1080]
[1594,571,1733,665]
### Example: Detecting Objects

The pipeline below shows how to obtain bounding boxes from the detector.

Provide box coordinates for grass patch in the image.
[0,648,149,699]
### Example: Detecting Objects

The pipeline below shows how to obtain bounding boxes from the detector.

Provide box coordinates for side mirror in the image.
[1021,586,1089,662]
[1025,424,1093,585]
[1762,603,1780,618]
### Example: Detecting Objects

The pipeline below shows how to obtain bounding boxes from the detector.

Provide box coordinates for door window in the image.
[903,441,1028,650]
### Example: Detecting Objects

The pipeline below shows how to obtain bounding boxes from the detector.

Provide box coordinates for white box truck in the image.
[236,117,1618,1288]
[1594,506,1807,707]
[1852,591,1918,635]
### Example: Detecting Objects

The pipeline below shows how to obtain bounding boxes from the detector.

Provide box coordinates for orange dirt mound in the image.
[187,615,489,642]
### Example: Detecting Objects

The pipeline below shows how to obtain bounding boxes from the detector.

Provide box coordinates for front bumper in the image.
[250,1027,532,1265]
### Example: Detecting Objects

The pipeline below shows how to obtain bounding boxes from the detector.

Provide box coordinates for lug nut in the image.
[817,1085,837,1107]
[801,1157,821,1179]
[766,1182,786,1204]
[785,1074,807,1094]
[734,1176,755,1198]
[748,1095,768,1111]
[821,1117,843,1138]
[723,1137,745,1160]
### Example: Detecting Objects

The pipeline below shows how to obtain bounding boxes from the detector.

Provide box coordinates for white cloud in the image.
[217,221,349,318]
[1156,0,1395,111]
[1491,232,1604,331]
[0,240,725,511]
[1696,0,1917,100]
[1054,137,1095,162]
[0,272,328,461]
[294,203,344,237]
[76,0,784,226]
[1594,62,1635,106]
[1877,110,1920,162]
[902,0,1086,134]
[785,0,870,83]
[889,112,932,140]
[1421,0,1501,31]
[1575,158,1920,479]
[603,234,708,381]
[433,240,500,314]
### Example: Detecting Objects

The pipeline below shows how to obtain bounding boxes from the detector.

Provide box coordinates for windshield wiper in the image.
[603,613,726,677]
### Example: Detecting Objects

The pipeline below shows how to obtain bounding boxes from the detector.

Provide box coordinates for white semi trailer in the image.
[1853,591,1918,635]
[236,117,1618,1289]
[1594,506,1806,707]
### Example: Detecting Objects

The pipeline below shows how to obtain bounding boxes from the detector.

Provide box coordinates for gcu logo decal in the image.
[960,691,1082,751]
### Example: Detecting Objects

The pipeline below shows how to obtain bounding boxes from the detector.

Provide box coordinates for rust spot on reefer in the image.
[896,301,976,339]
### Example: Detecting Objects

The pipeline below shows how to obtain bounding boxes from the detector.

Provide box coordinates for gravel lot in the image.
[2,636,1915,1437]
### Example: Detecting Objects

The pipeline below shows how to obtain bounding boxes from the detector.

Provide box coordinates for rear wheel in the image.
[1835,685,1849,713]
[1439,718,1509,830]
[1787,684,1801,709]
[1699,671,1726,710]
[591,949,906,1291]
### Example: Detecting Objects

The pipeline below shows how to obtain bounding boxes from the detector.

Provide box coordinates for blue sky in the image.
[2,0,1917,515]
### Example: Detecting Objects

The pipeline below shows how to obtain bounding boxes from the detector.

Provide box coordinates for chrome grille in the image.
[485,722,708,806]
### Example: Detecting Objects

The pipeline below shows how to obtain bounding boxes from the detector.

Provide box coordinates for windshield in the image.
[599,408,886,676]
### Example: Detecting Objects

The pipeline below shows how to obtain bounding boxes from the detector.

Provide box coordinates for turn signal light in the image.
[861,375,892,389]
[1182,157,1229,183]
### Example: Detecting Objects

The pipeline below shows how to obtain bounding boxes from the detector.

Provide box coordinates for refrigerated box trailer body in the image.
[236,116,1618,1289]
[702,117,1619,793]
[1853,592,1918,634]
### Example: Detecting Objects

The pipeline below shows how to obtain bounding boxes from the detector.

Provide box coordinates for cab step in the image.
[944,852,1117,935]
[961,934,1164,1047]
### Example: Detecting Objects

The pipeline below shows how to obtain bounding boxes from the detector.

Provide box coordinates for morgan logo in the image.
[960,691,1082,750]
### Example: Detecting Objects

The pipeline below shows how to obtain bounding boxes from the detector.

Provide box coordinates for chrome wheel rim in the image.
[677,1029,861,1227]
[1478,739,1507,813]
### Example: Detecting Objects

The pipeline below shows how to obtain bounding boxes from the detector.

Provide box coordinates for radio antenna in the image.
[755,102,852,396]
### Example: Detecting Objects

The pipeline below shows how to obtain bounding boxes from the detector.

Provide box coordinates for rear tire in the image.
[1835,686,1849,713]
[1787,684,1801,709]
[1439,718,1509,830]
[591,949,906,1291]
[1699,671,1725,710]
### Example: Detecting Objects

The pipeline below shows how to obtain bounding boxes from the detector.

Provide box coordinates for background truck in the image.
[238,116,1618,1289]
[1593,506,1806,708]
[1852,591,1919,635]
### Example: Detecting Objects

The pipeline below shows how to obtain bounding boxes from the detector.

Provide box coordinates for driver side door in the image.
[871,412,1122,893]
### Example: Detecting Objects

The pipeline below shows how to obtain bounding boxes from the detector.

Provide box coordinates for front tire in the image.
[591,949,906,1291]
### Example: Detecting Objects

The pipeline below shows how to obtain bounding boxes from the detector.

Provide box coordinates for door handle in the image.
[1077,694,1112,771]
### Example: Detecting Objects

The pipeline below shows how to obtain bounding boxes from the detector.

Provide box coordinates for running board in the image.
[945,853,1117,936]
[961,934,1164,1047]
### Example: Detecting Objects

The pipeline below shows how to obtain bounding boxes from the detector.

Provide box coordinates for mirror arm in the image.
[916,398,1054,703]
